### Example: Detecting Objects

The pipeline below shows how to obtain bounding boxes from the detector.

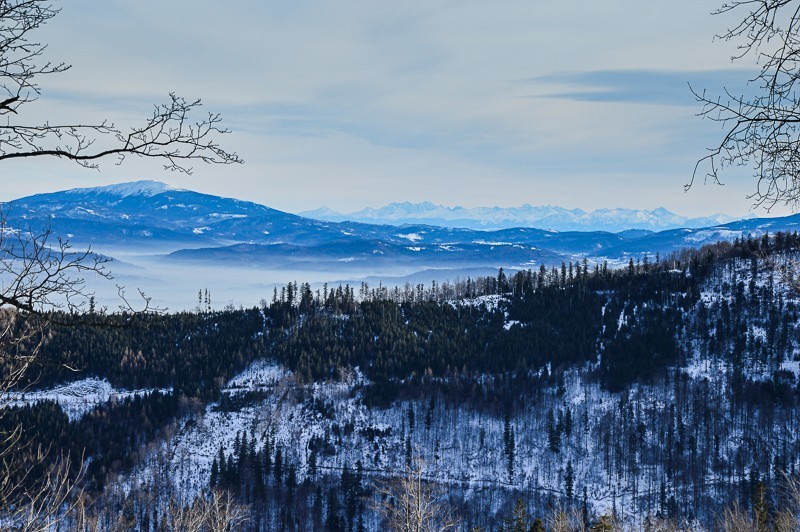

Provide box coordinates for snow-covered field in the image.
[3,378,168,421]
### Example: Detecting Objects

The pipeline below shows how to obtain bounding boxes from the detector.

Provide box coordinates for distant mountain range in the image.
[3,180,798,276]
[299,202,746,232]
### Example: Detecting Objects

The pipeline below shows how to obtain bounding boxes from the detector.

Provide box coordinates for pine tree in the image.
[564,407,573,438]
[424,397,434,430]
[582,486,589,527]
[565,460,574,501]
[506,428,515,483]
[326,487,344,532]
[286,464,297,505]
[308,449,318,477]
[547,409,561,454]
[210,457,219,488]
[274,447,283,484]
[217,445,227,487]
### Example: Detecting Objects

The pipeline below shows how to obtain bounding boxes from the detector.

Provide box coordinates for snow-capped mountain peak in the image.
[64,180,180,198]
[298,202,744,233]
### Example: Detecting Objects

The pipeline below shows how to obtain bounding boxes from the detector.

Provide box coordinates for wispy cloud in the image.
[526,69,757,106]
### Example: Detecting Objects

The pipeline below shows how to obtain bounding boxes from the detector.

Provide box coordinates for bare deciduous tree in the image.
[715,502,757,532]
[162,490,249,532]
[378,457,459,532]
[0,0,242,527]
[0,211,157,528]
[691,1,800,210]
[0,213,130,527]
[0,0,242,173]
[0,210,159,404]
[0,453,82,532]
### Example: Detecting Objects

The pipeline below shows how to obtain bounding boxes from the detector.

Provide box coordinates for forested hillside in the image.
[3,233,800,529]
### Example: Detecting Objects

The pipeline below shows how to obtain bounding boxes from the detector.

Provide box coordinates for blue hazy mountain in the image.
[3,181,799,272]
[3,180,342,249]
[299,202,744,232]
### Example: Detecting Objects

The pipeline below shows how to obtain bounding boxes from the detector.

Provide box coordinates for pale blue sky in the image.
[3,0,789,218]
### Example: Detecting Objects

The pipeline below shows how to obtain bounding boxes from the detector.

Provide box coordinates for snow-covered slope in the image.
[63,180,180,198]
[11,250,800,527]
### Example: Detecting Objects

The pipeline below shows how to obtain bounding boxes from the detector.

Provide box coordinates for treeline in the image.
[269,254,702,401]
[19,230,800,400]
[19,308,268,397]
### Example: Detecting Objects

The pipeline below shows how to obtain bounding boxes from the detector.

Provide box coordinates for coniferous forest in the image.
[4,233,800,529]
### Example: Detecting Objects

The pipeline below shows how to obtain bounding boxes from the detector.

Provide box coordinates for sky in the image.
[2,0,792,219]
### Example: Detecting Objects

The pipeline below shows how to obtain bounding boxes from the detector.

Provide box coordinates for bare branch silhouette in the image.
[691,1,800,210]
[0,1,242,173]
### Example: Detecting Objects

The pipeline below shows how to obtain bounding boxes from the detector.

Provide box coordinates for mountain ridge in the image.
[300,201,746,232]
[4,180,798,275]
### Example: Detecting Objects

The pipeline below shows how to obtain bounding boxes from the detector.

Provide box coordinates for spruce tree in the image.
[565,460,574,501]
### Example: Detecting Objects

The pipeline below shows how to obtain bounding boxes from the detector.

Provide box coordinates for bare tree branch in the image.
[376,456,459,532]
[0,1,242,526]
[691,1,800,211]
[0,1,243,174]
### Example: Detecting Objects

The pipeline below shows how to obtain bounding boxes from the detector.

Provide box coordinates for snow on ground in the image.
[683,228,743,244]
[97,253,800,522]
[223,359,291,392]
[396,233,423,243]
[455,294,506,310]
[208,213,248,220]
[4,378,167,421]
[781,359,800,377]
[683,355,729,383]
[123,359,684,520]
[473,240,512,246]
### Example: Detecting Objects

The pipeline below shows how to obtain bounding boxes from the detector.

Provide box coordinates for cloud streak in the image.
[526,69,758,106]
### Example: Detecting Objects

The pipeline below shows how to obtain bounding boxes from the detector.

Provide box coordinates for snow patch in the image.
[5,378,167,421]
[473,240,512,246]
[683,229,742,244]
[208,213,248,220]
[396,232,423,243]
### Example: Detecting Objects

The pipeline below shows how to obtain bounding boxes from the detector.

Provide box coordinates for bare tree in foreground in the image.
[378,457,459,532]
[0,208,159,404]
[0,0,242,527]
[160,490,249,532]
[691,0,800,211]
[0,211,160,528]
[0,0,242,172]
[0,455,81,532]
